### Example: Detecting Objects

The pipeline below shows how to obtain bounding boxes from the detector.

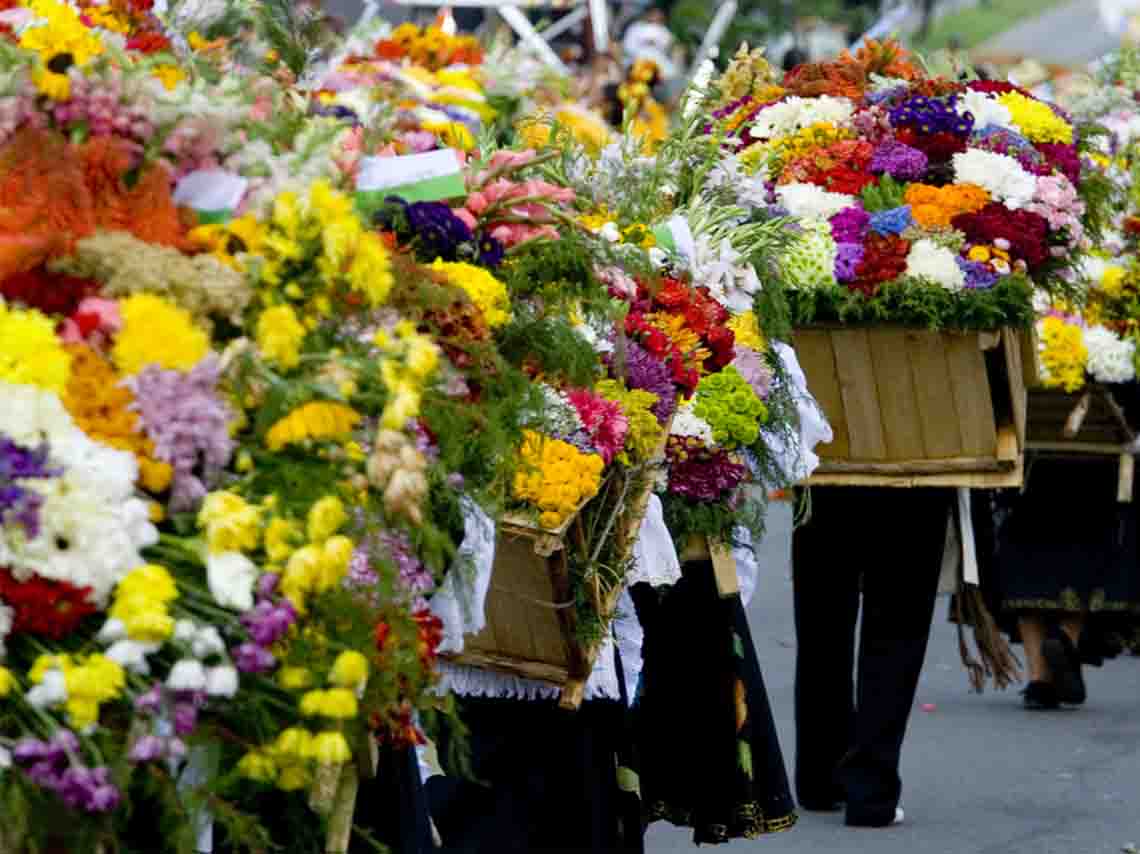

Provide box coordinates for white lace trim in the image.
[625,494,682,588]
[430,497,496,655]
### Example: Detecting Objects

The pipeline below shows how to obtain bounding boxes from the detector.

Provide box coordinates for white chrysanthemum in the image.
[906,239,966,291]
[0,383,157,604]
[670,405,714,445]
[1083,326,1136,384]
[750,96,855,139]
[1080,255,1110,288]
[951,149,1037,210]
[207,551,258,612]
[956,90,1013,131]
[780,220,838,290]
[776,183,857,221]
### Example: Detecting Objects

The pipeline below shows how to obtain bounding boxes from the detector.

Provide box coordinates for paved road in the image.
[977,0,1121,66]
[648,502,1140,854]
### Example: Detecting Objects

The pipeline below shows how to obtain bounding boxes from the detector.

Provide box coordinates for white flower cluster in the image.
[906,239,966,292]
[669,404,714,446]
[776,184,856,222]
[1084,326,1137,384]
[0,383,157,606]
[691,236,762,314]
[751,95,855,139]
[951,149,1037,210]
[956,90,1013,132]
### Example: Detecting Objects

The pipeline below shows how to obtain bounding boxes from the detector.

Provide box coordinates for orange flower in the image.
[904,183,989,229]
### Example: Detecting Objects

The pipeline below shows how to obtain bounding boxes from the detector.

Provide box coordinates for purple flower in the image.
[829,206,869,243]
[835,243,865,283]
[399,131,438,154]
[173,702,199,736]
[346,545,380,591]
[618,341,676,425]
[126,356,234,512]
[13,738,52,764]
[446,472,465,491]
[869,206,914,236]
[407,202,473,261]
[0,435,56,538]
[666,443,748,502]
[732,347,773,400]
[889,94,973,137]
[869,141,928,180]
[134,683,163,715]
[256,573,280,598]
[233,642,276,675]
[956,258,1000,290]
[241,600,295,647]
[476,232,504,268]
[58,766,120,813]
[379,531,435,595]
[128,735,166,763]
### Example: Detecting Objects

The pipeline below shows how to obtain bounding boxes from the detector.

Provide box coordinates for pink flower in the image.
[399,131,438,154]
[452,208,477,230]
[566,388,628,464]
[250,95,273,122]
[732,346,773,400]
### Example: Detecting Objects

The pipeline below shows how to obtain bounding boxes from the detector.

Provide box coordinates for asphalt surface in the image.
[648,501,1140,854]
[977,0,1121,66]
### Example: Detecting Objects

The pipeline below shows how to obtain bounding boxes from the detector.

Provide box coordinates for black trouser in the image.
[792,486,949,826]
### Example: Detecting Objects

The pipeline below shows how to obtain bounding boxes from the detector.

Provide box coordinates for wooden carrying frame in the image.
[1025,386,1138,503]
[793,327,1033,488]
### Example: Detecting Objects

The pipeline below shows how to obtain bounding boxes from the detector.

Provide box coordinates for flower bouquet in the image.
[690,41,1112,486]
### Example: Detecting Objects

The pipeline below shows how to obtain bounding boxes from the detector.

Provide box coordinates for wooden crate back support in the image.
[460,531,575,682]
[794,327,1027,485]
[1027,390,1135,445]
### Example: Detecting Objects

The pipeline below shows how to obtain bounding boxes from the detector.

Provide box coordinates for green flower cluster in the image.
[692,366,768,448]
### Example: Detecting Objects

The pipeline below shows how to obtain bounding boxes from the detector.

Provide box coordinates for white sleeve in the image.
[625,494,682,588]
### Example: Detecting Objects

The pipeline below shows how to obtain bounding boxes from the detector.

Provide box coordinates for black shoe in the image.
[797,785,845,812]
[1043,631,1087,705]
[1022,680,1060,710]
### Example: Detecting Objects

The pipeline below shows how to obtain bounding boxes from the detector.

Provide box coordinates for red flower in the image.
[0,269,99,317]
[819,164,879,195]
[850,233,910,296]
[967,80,1035,98]
[706,326,737,372]
[896,127,967,163]
[126,32,172,54]
[413,608,443,666]
[374,620,391,652]
[0,570,97,640]
[952,203,1049,270]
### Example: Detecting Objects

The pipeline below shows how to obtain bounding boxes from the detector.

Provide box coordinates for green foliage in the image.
[254,0,327,77]
[860,175,908,212]
[787,276,1035,330]
[497,312,600,387]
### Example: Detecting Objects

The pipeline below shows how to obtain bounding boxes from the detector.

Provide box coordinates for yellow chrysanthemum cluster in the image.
[431,259,512,329]
[111,294,210,376]
[108,564,179,642]
[373,320,441,430]
[199,491,263,555]
[30,653,126,729]
[0,666,15,698]
[1039,315,1088,392]
[279,496,354,610]
[0,302,72,392]
[512,430,605,530]
[239,726,354,788]
[997,92,1074,145]
[766,122,852,174]
[256,304,307,371]
[265,402,362,451]
[259,182,395,316]
[596,380,664,465]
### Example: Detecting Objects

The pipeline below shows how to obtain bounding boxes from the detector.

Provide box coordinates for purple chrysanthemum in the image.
[620,340,677,424]
[835,242,865,283]
[956,258,1001,290]
[869,140,929,180]
[830,205,870,243]
[126,355,234,512]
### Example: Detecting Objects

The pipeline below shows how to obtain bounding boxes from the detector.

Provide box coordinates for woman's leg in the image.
[1017,615,1049,682]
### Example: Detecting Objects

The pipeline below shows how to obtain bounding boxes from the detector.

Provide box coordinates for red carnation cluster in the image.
[967,80,1035,98]
[896,126,966,164]
[0,270,99,317]
[0,570,97,640]
[1035,142,1081,186]
[125,32,172,54]
[654,278,736,371]
[850,233,910,296]
[952,203,1050,270]
[782,140,879,195]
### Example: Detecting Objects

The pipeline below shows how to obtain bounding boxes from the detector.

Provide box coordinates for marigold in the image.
[727,312,766,351]
[111,293,209,376]
[904,183,990,229]
[1039,315,1088,392]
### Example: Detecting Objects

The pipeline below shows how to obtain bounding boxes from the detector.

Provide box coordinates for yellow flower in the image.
[307,496,347,543]
[727,312,766,352]
[190,215,263,270]
[198,492,262,554]
[998,91,1073,145]
[265,402,362,451]
[265,517,302,563]
[346,231,395,307]
[300,688,358,719]
[316,536,354,590]
[430,260,512,328]
[276,764,310,791]
[311,731,352,765]
[424,120,475,151]
[151,64,186,91]
[1039,315,1088,392]
[256,304,307,370]
[329,651,369,690]
[32,67,71,101]
[112,294,209,376]
[273,727,315,759]
[238,750,278,783]
[284,544,323,591]
[0,302,72,392]
[0,667,15,698]
[279,667,314,691]
[65,698,101,729]
[116,564,179,604]
[30,654,72,685]
[1100,265,1127,298]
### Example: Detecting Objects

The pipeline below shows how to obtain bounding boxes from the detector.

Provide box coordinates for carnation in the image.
[906,239,967,291]
[951,149,1038,209]
[669,404,714,445]
[777,183,858,221]
[1083,326,1136,384]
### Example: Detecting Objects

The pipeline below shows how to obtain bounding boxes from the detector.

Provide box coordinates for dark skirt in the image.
[632,561,797,845]
[426,694,643,853]
[983,456,1140,659]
